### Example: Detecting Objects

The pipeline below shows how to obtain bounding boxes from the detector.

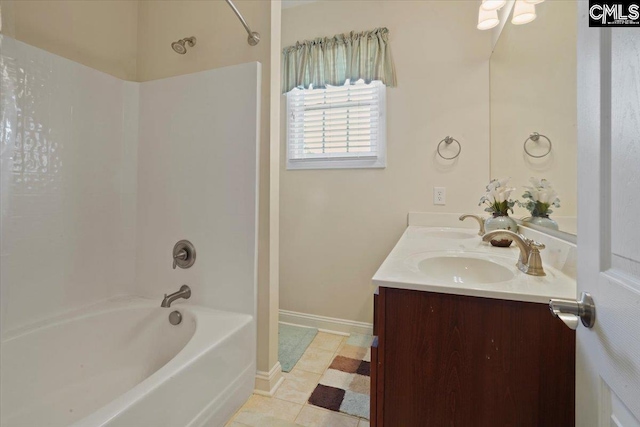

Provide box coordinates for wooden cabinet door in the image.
[379,287,575,427]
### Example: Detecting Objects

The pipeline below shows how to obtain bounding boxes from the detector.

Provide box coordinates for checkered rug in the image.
[308,333,373,420]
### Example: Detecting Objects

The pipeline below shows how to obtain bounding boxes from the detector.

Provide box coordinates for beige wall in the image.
[0,0,138,80]
[490,1,577,231]
[2,0,279,377]
[280,1,493,324]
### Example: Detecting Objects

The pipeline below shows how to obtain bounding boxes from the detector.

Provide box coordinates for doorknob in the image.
[549,292,596,329]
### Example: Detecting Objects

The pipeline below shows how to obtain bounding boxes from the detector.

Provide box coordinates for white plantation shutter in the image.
[286,80,386,170]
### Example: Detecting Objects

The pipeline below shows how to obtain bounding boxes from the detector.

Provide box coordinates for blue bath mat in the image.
[279,324,318,372]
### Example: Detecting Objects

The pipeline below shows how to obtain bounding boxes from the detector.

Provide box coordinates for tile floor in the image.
[225,331,370,427]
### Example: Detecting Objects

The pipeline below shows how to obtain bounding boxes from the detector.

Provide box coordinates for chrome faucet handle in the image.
[529,240,545,250]
[173,249,188,269]
[519,235,545,249]
[526,241,546,276]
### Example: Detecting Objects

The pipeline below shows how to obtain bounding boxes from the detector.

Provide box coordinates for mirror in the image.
[490,1,577,236]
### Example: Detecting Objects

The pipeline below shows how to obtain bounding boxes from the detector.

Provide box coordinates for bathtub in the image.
[0,297,255,427]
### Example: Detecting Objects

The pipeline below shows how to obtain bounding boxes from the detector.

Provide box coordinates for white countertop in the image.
[372,226,577,304]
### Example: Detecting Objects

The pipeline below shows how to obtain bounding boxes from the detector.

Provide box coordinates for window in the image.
[286,80,386,170]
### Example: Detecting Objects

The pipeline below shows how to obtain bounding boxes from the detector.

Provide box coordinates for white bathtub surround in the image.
[135,62,260,319]
[1,36,262,426]
[0,35,138,333]
[1,298,254,427]
[135,62,264,396]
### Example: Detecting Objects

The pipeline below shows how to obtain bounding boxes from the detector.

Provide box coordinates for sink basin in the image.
[417,256,514,285]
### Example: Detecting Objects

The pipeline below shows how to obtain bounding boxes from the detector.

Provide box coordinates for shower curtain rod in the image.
[225,0,261,46]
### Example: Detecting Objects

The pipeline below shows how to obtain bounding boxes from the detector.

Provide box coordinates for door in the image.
[576,2,640,426]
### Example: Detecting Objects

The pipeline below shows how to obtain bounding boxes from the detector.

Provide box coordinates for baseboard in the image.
[254,361,284,396]
[279,309,373,336]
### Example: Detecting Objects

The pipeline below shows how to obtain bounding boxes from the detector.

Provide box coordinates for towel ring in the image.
[524,132,552,158]
[437,136,461,160]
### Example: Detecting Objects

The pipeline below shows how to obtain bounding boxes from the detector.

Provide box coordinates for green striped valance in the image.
[282,27,397,93]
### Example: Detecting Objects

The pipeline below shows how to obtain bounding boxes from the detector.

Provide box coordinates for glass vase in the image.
[524,215,559,231]
[484,213,518,247]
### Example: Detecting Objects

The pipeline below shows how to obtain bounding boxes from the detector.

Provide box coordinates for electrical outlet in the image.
[434,187,446,205]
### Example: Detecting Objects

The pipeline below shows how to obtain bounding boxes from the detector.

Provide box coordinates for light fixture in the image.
[481,0,507,11]
[512,0,537,25]
[477,6,500,30]
[524,0,545,4]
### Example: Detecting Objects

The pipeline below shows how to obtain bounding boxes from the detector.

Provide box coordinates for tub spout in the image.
[161,285,191,308]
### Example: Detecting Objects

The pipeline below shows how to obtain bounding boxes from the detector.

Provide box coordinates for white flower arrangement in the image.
[479,178,517,215]
[518,177,561,217]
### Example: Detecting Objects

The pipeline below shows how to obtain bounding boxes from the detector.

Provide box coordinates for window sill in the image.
[286,157,386,170]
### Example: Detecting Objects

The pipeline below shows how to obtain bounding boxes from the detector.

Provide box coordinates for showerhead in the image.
[171,37,196,55]
[171,41,187,55]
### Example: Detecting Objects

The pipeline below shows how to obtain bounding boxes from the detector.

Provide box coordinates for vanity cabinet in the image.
[371,287,575,427]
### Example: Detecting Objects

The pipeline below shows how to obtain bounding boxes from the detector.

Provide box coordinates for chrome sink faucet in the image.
[161,285,191,308]
[459,214,485,236]
[482,230,546,276]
